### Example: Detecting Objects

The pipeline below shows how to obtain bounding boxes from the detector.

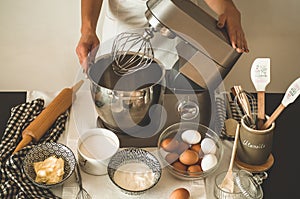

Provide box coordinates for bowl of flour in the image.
[107,148,162,195]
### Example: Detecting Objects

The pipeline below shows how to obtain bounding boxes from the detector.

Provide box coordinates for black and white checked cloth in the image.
[0,98,69,199]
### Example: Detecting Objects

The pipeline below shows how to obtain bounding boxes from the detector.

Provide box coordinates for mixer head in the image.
[145,0,242,90]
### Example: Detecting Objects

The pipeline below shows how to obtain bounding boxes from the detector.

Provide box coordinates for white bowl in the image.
[77,128,120,175]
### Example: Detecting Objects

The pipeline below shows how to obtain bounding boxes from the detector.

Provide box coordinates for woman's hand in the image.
[217,5,249,53]
[76,0,102,71]
[76,31,100,72]
[204,0,249,53]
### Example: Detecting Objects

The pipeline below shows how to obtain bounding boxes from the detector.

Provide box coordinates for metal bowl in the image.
[107,148,162,195]
[157,122,223,180]
[23,142,76,189]
[88,53,166,136]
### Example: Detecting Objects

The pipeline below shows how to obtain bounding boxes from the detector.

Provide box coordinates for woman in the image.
[76,0,249,71]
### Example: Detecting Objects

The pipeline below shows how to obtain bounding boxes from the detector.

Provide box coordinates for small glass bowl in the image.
[157,122,224,180]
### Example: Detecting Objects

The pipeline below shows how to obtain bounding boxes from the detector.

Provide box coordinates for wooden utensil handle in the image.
[261,103,285,130]
[13,80,83,154]
[12,134,33,154]
[228,124,240,170]
[22,87,73,141]
[257,91,265,129]
[72,80,84,93]
[13,88,72,154]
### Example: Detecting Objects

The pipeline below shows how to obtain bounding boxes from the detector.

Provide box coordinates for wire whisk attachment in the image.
[111,28,155,76]
[75,164,91,199]
[232,87,257,128]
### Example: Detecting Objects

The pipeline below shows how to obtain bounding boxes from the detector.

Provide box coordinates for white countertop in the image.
[27,77,234,199]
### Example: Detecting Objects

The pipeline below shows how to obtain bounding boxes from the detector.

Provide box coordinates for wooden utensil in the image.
[13,80,84,154]
[261,77,300,130]
[219,123,240,193]
[250,58,271,129]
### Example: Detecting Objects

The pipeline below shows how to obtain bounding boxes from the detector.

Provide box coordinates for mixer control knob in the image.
[177,100,199,120]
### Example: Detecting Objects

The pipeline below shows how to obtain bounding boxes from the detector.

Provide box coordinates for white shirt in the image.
[99,0,148,41]
[97,0,178,69]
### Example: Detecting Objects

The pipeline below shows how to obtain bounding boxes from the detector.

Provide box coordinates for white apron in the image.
[97,0,178,69]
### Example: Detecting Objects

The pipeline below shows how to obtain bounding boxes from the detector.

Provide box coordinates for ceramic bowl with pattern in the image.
[23,142,76,189]
[107,148,161,195]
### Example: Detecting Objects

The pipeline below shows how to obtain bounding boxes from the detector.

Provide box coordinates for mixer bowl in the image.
[88,53,166,136]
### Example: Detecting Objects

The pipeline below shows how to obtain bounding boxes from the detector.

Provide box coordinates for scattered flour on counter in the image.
[113,162,155,191]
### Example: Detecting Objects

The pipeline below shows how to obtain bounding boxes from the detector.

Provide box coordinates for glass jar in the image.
[214,170,267,199]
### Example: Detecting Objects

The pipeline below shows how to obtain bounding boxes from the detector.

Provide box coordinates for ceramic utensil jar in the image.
[237,114,275,165]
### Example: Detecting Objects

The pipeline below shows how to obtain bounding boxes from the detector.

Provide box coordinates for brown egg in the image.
[172,161,187,173]
[190,144,204,158]
[179,149,199,165]
[161,137,179,152]
[169,188,190,199]
[165,152,179,164]
[187,165,202,176]
[196,157,203,166]
[177,141,189,154]
[190,144,201,153]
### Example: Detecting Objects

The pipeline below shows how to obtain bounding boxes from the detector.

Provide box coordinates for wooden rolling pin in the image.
[12,80,84,154]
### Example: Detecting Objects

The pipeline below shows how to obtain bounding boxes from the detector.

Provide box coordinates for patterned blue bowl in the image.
[23,142,76,189]
[107,148,162,195]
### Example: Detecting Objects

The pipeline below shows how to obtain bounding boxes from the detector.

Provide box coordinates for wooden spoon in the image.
[219,123,240,193]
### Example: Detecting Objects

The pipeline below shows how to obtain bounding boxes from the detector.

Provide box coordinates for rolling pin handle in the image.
[12,134,33,154]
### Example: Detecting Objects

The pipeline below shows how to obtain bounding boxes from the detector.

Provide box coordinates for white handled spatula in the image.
[261,77,300,130]
[250,58,271,129]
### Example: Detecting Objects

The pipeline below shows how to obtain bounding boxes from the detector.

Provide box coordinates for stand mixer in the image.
[144,0,242,130]
[91,0,243,147]
[145,0,242,90]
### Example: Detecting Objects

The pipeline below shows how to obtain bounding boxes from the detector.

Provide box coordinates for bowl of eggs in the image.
[157,122,223,180]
